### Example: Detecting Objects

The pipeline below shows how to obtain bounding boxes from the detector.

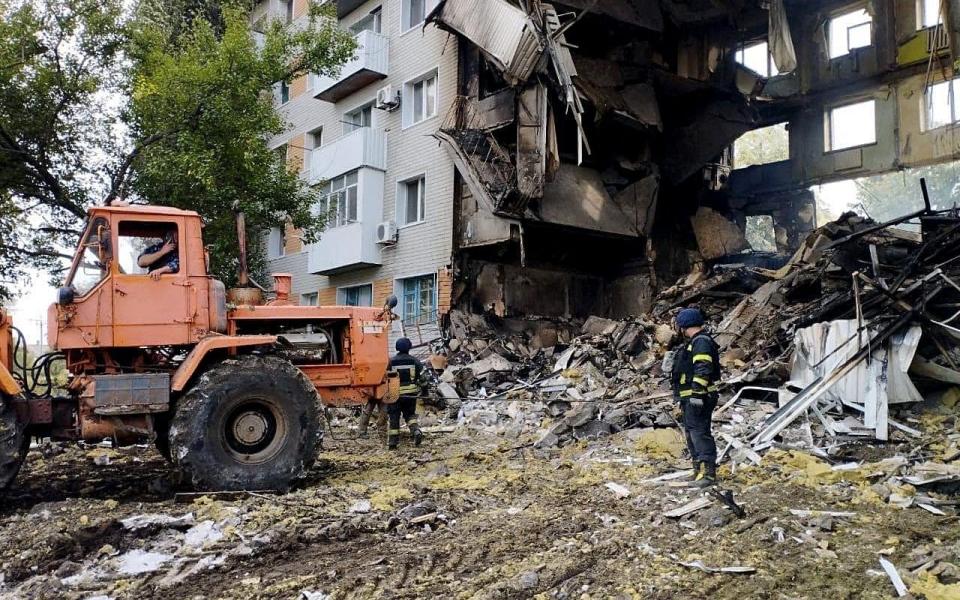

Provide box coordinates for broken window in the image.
[924,78,960,130]
[745,215,778,252]
[825,99,876,152]
[735,41,779,78]
[403,70,438,127]
[338,284,373,307]
[733,123,789,168]
[828,8,872,58]
[398,175,425,226]
[399,274,436,325]
[918,0,943,29]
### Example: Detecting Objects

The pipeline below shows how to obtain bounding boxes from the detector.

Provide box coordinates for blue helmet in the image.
[396,337,413,353]
[676,308,705,329]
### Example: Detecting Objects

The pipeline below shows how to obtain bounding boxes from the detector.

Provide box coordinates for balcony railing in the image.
[311,29,388,103]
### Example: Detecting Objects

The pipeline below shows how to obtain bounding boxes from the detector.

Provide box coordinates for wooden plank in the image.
[878,558,908,597]
[719,432,763,464]
[788,509,856,518]
[664,497,712,518]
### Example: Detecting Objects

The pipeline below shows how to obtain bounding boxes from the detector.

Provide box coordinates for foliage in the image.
[127,1,355,285]
[854,161,960,222]
[0,0,355,300]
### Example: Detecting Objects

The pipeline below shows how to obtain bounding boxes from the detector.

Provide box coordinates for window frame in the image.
[318,170,360,229]
[397,174,426,227]
[918,0,943,30]
[824,98,878,153]
[350,6,382,34]
[402,0,427,33]
[115,219,184,280]
[402,68,439,129]
[301,292,319,307]
[734,40,778,78]
[343,101,375,135]
[266,226,286,260]
[828,6,873,59]
[398,274,437,325]
[922,78,960,131]
[337,283,374,307]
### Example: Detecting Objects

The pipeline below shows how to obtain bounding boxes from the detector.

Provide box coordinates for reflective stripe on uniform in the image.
[693,376,710,387]
[388,429,401,435]
[680,374,686,384]
[708,385,719,392]
[398,385,418,394]
[692,353,713,363]
[407,419,418,425]
[679,390,693,397]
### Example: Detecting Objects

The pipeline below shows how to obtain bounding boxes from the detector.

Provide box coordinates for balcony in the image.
[311,30,388,103]
[307,169,385,275]
[307,126,387,184]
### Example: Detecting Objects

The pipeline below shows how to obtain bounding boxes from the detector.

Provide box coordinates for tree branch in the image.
[0,243,73,261]
[0,125,86,219]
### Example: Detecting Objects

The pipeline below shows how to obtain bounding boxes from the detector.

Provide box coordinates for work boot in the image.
[387,431,400,450]
[409,421,423,447]
[357,411,372,437]
[685,461,702,481]
[692,462,717,488]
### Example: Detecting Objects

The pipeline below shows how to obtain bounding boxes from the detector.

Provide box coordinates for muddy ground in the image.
[1,417,959,600]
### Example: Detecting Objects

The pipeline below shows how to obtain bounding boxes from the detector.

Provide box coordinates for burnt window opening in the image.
[745,215,777,252]
[825,99,876,152]
[733,123,789,169]
[478,55,509,99]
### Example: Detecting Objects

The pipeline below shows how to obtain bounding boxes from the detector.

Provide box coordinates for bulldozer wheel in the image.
[0,396,29,490]
[170,356,321,491]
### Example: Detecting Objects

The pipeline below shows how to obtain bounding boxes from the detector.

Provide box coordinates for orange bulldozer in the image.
[0,204,398,491]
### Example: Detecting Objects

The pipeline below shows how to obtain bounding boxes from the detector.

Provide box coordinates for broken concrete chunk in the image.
[690,207,750,260]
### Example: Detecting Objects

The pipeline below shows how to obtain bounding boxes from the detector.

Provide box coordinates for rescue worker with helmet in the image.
[387,337,424,450]
[671,308,721,487]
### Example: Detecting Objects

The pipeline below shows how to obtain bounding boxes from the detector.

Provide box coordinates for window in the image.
[828,8,872,58]
[919,0,943,29]
[307,127,323,150]
[746,215,777,252]
[351,7,382,34]
[733,123,789,168]
[317,171,359,228]
[338,284,373,306]
[735,41,779,78]
[301,292,319,306]
[400,275,436,324]
[66,217,111,296]
[285,0,293,24]
[402,0,426,31]
[116,221,181,277]
[267,227,286,259]
[398,176,425,225]
[403,71,437,127]
[344,104,373,134]
[826,99,876,151]
[924,78,960,130]
[273,143,288,168]
[274,81,290,105]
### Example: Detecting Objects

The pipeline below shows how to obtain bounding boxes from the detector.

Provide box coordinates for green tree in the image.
[854,161,960,222]
[0,0,355,300]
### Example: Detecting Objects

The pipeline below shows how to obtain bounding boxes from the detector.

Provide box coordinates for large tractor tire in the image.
[0,396,29,490]
[169,356,322,491]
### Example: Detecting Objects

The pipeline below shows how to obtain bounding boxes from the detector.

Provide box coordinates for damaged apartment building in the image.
[263,0,960,335]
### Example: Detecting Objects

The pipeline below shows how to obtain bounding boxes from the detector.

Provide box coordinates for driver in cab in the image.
[138,231,179,280]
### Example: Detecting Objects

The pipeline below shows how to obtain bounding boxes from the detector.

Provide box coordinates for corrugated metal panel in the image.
[438,0,541,84]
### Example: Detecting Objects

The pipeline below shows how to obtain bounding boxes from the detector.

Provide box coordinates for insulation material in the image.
[768,0,798,74]
[690,207,749,259]
[791,321,923,441]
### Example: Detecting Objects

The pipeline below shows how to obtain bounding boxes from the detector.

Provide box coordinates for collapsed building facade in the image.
[426,0,960,324]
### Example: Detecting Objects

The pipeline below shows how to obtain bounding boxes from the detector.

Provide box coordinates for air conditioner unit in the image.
[376,221,399,245]
[375,85,401,111]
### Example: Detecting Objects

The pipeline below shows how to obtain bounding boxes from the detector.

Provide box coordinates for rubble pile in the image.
[433,209,960,462]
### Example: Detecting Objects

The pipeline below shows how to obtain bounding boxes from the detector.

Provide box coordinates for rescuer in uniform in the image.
[671,308,721,487]
[387,337,424,450]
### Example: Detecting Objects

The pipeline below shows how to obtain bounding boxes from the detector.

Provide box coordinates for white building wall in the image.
[264,0,457,305]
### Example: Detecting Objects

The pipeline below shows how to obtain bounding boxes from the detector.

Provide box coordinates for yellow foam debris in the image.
[634,429,685,459]
[911,572,960,600]
[370,486,412,511]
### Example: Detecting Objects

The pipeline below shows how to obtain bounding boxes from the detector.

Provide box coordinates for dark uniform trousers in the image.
[388,352,423,444]
[672,332,721,465]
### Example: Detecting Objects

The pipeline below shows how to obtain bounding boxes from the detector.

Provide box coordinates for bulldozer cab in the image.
[51,206,217,350]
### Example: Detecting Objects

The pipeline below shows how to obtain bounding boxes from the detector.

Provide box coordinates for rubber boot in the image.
[692,462,717,488]
[685,461,702,481]
[387,430,400,450]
